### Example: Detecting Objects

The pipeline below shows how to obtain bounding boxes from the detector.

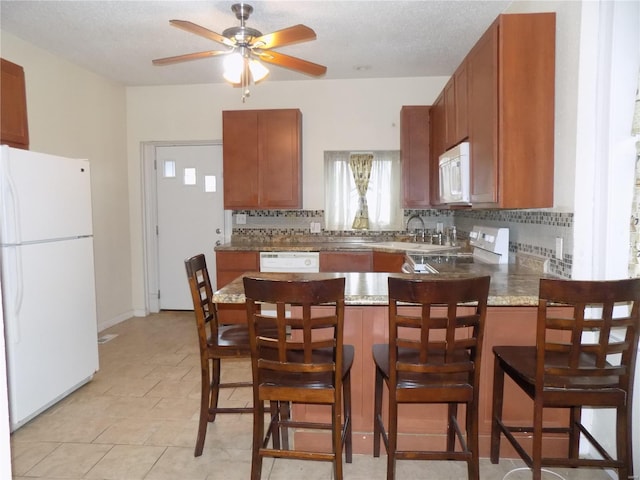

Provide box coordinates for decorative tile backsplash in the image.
[454,210,573,278]
[231,208,573,278]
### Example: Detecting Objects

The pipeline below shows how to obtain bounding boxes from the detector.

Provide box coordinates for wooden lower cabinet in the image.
[215,251,259,324]
[372,251,404,272]
[319,251,372,272]
[291,305,569,457]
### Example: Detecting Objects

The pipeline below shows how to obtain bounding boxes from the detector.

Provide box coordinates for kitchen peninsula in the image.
[213,267,565,458]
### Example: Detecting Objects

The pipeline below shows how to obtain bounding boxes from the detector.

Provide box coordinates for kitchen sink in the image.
[369,241,458,254]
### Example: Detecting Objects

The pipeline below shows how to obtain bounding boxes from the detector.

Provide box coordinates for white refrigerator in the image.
[0,145,99,431]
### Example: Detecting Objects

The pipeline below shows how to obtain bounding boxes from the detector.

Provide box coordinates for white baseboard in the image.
[97,311,135,332]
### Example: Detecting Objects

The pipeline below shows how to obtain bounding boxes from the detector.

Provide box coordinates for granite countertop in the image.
[212,266,549,307]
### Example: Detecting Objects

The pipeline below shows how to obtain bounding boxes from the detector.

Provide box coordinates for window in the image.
[183,167,196,185]
[324,150,402,231]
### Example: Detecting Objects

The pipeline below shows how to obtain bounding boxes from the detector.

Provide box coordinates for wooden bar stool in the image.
[491,278,640,480]
[243,275,353,480]
[373,274,491,480]
[185,254,277,457]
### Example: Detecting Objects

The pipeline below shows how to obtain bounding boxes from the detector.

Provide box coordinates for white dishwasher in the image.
[259,252,320,317]
[259,251,320,273]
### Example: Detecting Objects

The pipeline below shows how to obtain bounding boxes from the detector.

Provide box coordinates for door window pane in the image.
[184,167,196,185]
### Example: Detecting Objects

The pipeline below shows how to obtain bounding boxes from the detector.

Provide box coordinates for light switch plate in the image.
[310,222,321,233]
[555,237,563,259]
[236,213,247,225]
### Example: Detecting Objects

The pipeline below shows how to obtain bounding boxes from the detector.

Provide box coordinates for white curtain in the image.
[324,151,402,231]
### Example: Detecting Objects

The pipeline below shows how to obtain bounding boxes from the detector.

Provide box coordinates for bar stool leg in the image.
[373,367,383,457]
[490,358,505,464]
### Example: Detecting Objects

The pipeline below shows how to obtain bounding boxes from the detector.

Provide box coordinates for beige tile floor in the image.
[10,311,615,479]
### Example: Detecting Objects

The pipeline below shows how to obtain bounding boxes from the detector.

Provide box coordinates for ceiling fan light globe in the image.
[249,59,269,83]
[223,52,244,84]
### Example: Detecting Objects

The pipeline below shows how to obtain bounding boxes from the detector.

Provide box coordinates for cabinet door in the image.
[258,109,302,208]
[400,106,431,208]
[372,251,404,273]
[429,94,446,206]
[223,111,259,208]
[467,23,499,205]
[320,251,372,272]
[216,251,259,280]
[216,251,259,324]
[1,58,29,149]
[444,63,469,149]
[498,13,555,208]
[454,62,469,142]
[444,79,456,149]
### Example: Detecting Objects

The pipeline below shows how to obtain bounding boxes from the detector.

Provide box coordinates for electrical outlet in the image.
[555,237,563,259]
[236,213,246,225]
[310,222,321,233]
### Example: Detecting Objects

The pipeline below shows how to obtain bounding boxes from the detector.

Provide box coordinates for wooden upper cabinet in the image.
[1,58,29,149]
[223,109,302,209]
[444,78,456,149]
[467,24,499,205]
[223,110,259,208]
[443,62,469,151]
[400,106,431,208]
[429,94,446,206]
[453,62,469,143]
[467,13,555,208]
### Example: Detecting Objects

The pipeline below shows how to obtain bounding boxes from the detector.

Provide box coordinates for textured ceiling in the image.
[0,0,512,86]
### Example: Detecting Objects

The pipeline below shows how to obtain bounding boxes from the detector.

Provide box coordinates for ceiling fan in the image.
[152,2,327,92]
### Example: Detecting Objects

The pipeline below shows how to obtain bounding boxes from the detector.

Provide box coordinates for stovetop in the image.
[404,225,510,273]
[405,252,477,274]
[407,252,475,267]
[420,254,475,265]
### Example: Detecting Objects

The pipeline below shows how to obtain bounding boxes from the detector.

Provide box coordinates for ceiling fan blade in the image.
[169,20,235,48]
[152,50,229,66]
[255,50,327,77]
[253,24,317,50]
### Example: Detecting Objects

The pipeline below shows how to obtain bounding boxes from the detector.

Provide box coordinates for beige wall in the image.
[0,32,133,330]
[125,77,449,311]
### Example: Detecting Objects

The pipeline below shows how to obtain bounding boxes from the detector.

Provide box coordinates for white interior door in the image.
[156,144,224,310]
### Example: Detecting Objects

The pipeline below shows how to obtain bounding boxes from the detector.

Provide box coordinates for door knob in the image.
[216,228,222,234]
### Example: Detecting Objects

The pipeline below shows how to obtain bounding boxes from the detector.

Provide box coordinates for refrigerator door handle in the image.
[0,157,21,245]
[3,246,23,343]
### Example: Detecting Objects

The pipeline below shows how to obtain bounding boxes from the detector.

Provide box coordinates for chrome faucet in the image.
[406,214,426,242]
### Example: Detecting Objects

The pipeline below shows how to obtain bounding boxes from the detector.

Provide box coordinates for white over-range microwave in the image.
[438,142,470,205]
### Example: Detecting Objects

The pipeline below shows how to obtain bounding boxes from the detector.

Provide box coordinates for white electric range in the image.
[404,225,509,273]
